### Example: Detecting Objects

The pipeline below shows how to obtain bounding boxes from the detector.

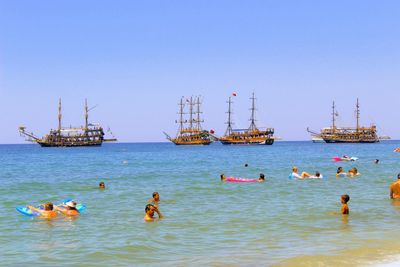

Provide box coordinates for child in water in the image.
[341,194,350,215]
[28,202,57,219]
[149,192,160,206]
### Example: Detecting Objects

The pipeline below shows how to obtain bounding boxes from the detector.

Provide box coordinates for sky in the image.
[0,0,399,143]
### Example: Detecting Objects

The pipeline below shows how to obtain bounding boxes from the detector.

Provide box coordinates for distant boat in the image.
[311,137,325,143]
[219,93,274,145]
[164,96,215,145]
[19,99,117,147]
[379,135,391,140]
[307,99,379,143]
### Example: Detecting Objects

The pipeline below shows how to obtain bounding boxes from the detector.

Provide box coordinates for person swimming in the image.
[99,181,105,189]
[309,171,323,179]
[258,173,266,182]
[220,174,227,181]
[144,204,163,222]
[149,192,160,206]
[348,167,361,177]
[336,167,347,177]
[28,202,57,219]
[341,194,350,215]
[55,201,79,216]
[291,166,311,179]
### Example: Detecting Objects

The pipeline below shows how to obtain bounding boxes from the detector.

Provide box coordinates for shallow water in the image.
[1,142,400,266]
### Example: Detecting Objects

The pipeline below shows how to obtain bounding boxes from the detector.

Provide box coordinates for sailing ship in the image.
[19,99,117,147]
[307,99,379,143]
[164,96,215,145]
[219,93,274,145]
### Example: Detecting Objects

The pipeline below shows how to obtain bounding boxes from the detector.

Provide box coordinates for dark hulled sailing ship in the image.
[19,99,117,147]
[307,99,378,143]
[219,93,274,145]
[164,96,215,145]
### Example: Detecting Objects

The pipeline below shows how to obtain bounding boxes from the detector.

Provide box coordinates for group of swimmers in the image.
[27,200,80,218]
[336,167,361,177]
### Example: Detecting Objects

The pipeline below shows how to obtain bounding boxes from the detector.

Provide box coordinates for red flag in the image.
[232,92,237,96]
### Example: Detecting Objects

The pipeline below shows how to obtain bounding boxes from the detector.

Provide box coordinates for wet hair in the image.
[375,159,379,163]
[44,202,53,211]
[145,204,155,212]
[259,173,265,180]
[220,174,225,181]
[315,172,321,177]
[99,181,105,187]
[244,164,248,167]
[337,167,343,173]
[152,192,159,198]
[341,194,350,203]
[397,173,400,179]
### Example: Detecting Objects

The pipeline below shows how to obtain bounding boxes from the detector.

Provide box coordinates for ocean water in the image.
[1,141,400,266]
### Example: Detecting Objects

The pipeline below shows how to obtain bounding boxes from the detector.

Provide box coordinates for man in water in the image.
[258,173,266,182]
[390,174,400,199]
[28,202,57,219]
[149,192,160,206]
[144,204,163,222]
[99,181,105,189]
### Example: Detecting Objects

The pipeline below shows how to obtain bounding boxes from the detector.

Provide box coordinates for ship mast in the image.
[189,96,193,131]
[248,92,257,131]
[195,96,203,131]
[84,98,89,131]
[177,97,185,135]
[331,101,336,132]
[356,98,360,133]
[225,96,233,136]
[58,98,62,135]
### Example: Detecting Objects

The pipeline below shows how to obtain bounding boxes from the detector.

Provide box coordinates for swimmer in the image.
[374,159,380,164]
[309,171,323,179]
[258,173,266,182]
[341,194,350,215]
[55,201,79,216]
[28,202,57,219]
[291,166,311,179]
[336,167,347,177]
[244,163,248,167]
[390,174,400,199]
[348,167,361,177]
[99,181,105,189]
[220,174,227,182]
[149,192,160,206]
[144,204,163,222]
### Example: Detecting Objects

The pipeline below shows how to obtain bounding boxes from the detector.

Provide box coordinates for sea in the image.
[1,141,400,266]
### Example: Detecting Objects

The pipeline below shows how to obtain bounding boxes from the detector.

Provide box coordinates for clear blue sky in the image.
[1,0,399,143]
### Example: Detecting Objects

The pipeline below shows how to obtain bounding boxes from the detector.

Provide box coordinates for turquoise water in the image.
[1,142,400,266]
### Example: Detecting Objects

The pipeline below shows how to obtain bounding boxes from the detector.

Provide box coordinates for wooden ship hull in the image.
[219,130,274,145]
[19,99,116,147]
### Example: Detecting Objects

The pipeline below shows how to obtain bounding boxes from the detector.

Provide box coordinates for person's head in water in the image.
[145,204,156,216]
[337,167,343,174]
[397,173,400,180]
[99,182,105,189]
[315,172,321,178]
[244,164,248,167]
[292,166,298,173]
[220,174,226,181]
[258,173,265,182]
[341,194,350,204]
[152,192,160,202]
[375,159,379,164]
[44,202,54,211]
[65,201,77,210]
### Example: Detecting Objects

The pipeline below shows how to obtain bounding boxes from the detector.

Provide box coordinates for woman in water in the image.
[348,167,361,177]
[55,201,80,216]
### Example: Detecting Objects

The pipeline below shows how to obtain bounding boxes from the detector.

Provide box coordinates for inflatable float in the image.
[333,156,358,162]
[225,177,258,183]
